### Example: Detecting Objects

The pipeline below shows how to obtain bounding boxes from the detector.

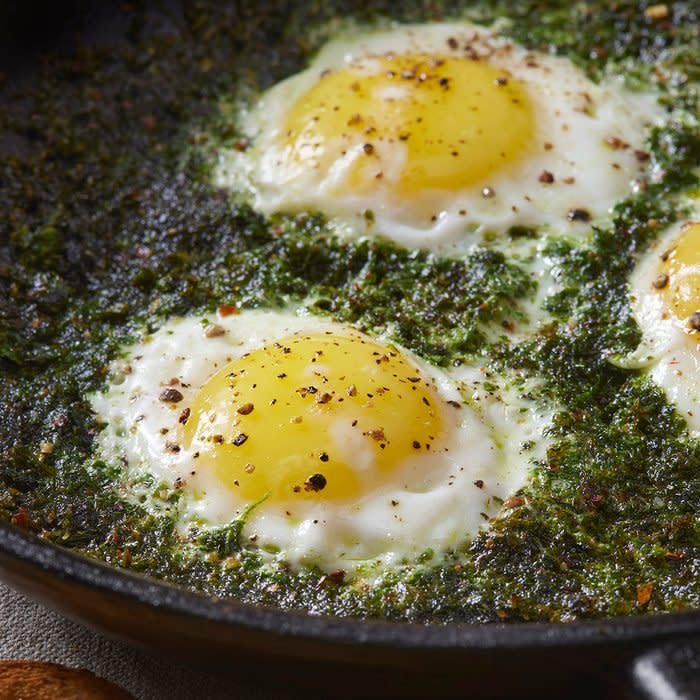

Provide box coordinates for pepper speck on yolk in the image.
[656,222,700,332]
[182,330,449,502]
[274,53,535,197]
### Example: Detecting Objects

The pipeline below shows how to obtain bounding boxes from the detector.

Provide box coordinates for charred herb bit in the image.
[566,208,591,223]
[304,473,327,492]
[232,433,248,447]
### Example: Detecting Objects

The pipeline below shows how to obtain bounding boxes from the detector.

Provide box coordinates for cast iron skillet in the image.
[1,4,699,698]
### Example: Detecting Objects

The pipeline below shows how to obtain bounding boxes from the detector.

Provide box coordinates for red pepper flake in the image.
[317,569,346,588]
[538,170,554,184]
[604,136,629,150]
[412,440,421,449]
[327,569,345,584]
[367,429,386,441]
[211,435,224,444]
[637,582,654,605]
[447,37,458,50]
[474,480,484,489]
[652,273,669,290]
[204,323,226,338]
[237,403,254,415]
[363,143,375,155]
[217,304,239,317]
[232,433,248,446]
[178,407,191,424]
[634,149,650,162]
[503,495,525,509]
[165,441,181,453]
[688,312,700,331]
[304,473,327,492]
[119,549,132,568]
[11,508,30,529]
[159,388,184,403]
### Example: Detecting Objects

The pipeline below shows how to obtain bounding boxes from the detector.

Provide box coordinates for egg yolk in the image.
[657,222,700,333]
[275,53,535,197]
[182,329,449,502]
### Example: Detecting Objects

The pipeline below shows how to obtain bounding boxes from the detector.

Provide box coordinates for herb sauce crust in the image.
[0,0,698,622]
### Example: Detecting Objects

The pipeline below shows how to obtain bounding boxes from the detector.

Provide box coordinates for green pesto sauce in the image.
[0,0,698,622]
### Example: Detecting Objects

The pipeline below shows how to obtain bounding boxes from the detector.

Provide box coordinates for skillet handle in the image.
[631,639,700,699]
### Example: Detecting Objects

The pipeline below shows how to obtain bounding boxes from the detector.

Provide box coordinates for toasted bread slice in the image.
[0,661,135,700]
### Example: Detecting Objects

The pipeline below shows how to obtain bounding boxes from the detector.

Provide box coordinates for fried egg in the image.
[625,215,700,435]
[216,23,662,252]
[91,309,554,572]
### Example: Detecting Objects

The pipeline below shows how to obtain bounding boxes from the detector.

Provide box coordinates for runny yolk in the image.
[656,222,700,333]
[182,329,449,502]
[274,53,535,198]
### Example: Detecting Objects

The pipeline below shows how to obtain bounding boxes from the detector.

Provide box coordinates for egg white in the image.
[215,22,663,253]
[91,308,555,573]
[613,212,700,437]
[623,215,700,435]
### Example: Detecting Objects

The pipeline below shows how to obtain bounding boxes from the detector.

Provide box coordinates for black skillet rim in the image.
[1,520,699,651]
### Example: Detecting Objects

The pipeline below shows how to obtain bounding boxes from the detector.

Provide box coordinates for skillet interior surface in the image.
[1,2,699,697]
[2,520,700,699]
